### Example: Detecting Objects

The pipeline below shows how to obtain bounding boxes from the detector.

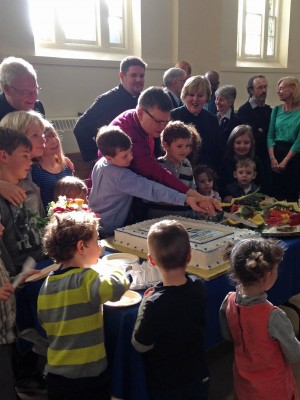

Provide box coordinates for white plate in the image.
[102,253,139,270]
[25,264,60,282]
[105,290,142,307]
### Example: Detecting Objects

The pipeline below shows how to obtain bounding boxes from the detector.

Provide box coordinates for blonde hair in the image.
[44,121,65,166]
[181,75,211,102]
[278,76,300,105]
[0,110,46,135]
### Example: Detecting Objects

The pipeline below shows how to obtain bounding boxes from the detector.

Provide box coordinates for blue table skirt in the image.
[104,237,300,399]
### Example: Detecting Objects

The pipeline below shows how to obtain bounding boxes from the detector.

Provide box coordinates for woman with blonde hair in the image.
[267,76,300,200]
[171,75,221,170]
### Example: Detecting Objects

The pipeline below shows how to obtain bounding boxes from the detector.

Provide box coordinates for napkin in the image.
[130,260,162,289]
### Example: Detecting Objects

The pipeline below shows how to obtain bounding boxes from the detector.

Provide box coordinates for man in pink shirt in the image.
[110,86,220,215]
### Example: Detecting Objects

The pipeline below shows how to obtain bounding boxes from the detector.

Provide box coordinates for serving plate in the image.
[104,290,142,307]
[25,264,59,282]
[261,225,300,237]
[102,253,139,271]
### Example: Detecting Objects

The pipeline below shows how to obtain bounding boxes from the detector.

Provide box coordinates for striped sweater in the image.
[38,266,129,379]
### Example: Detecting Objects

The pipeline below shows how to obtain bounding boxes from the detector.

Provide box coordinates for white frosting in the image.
[114,216,260,270]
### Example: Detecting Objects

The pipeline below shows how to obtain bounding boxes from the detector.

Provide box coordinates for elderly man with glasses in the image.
[0,56,45,121]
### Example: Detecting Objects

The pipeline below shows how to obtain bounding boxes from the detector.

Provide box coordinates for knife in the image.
[223,211,258,228]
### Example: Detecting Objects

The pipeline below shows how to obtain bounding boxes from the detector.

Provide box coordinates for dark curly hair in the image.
[43,211,99,263]
[223,238,284,287]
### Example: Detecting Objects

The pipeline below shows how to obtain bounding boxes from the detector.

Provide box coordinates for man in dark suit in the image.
[163,67,186,109]
[74,56,147,163]
[237,75,272,170]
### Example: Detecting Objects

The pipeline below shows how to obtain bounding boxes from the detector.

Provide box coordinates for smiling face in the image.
[215,95,232,116]
[4,73,39,111]
[163,138,192,165]
[196,172,214,196]
[277,80,295,103]
[234,166,256,188]
[120,65,145,96]
[233,134,252,158]
[25,122,46,158]
[184,91,208,115]
[43,127,61,156]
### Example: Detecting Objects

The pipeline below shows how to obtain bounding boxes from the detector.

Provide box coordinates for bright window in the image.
[29,0,130,55]
[237,0,279,62]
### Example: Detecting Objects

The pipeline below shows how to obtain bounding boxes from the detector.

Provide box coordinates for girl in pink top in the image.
[220,238,300,400]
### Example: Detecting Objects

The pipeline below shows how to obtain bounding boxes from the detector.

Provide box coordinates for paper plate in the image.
[25,264,59,282]
[102,253,139,270]
[104,290,142,307]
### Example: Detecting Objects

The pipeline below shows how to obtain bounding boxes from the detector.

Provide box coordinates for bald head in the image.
[205,70,220,93]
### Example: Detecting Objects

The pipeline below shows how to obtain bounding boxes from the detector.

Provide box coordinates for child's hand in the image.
[144,287,155,298]
[0,283,14,301]
[223,195,233,203]
[186,193,222,216]
[0,181,26,206]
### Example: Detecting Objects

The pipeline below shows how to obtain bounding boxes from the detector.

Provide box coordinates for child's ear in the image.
[233,171,237,179]
[105,155,113,162]
[0,150,8,163]
[148,254,156,266]
[187,250,192,264]
[162,141,169,151]
[253,171,257,179]
[76,240,85,255]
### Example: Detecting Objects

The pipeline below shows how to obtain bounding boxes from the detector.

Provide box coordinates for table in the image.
[102,237,300,399]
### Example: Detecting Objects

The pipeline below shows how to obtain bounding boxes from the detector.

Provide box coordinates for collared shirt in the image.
[217,109,232,125]
[249,97,266,109]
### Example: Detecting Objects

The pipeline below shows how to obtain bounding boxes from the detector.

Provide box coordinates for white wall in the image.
[1,0,300,120]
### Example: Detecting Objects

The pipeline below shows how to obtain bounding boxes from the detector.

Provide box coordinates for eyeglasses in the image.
[10,85,41,97]
[142,109,170,126]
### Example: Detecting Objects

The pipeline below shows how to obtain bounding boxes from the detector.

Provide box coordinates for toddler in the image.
[224,158,258,202]
[54,176,88,201]
[220,238,300,400]
[194,164,221,201]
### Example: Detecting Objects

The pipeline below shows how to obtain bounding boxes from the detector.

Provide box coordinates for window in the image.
[237,0,279,62]
[29,0,131,56]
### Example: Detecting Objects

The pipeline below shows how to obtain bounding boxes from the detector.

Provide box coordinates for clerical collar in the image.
[217,109,231,124]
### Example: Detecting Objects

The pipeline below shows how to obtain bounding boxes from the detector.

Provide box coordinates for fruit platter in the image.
[220,189,300,237]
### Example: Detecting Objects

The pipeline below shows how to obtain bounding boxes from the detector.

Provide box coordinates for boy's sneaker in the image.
[15,372,47,394]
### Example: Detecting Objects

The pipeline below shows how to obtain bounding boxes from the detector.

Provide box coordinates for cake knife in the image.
[223,212,258,228]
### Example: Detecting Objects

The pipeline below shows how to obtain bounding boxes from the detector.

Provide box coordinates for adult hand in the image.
[0,283,14,301]
[0,181,26,206]
[271,158,281,173]
[186,196,221,216]
[65,156,75,173]
[278,159,288,171]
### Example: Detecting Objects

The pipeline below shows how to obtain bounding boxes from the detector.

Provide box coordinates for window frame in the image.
[237,0,280,63]
[29,0,132,56]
